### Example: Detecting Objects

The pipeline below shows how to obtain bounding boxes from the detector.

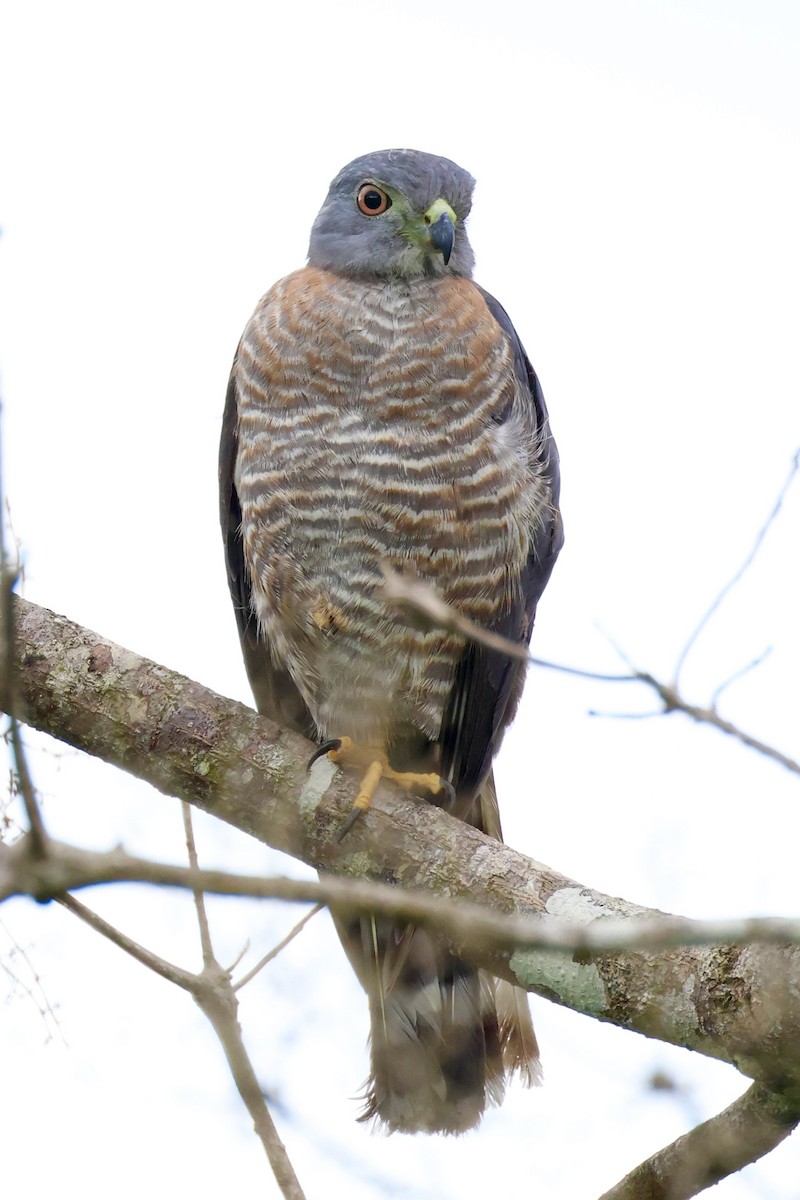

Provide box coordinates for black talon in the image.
[433,778,457,811]
[336,805,364,842]
[307,738,343,771]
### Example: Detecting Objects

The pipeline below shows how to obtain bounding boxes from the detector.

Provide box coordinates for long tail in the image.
[333,773,540,1134]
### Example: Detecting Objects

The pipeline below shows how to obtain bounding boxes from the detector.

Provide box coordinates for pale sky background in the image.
[1,2,799,1198]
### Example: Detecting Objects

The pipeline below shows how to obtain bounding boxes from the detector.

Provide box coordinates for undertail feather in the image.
[333,774,541,1134]
[494,976,543,1086]
[359,932,502,1135]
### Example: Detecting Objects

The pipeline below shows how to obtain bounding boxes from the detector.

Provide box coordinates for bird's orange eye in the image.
[356,184,392,216]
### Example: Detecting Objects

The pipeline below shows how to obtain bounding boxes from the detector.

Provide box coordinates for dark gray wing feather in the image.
[439,290,563,819]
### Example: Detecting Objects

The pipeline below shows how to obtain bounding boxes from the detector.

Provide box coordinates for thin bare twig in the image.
[709,646,773,710]
[0,407,48,855]
[182,802,214,968]
[234,904,323,992]
[0,916,65,1042]
[631,673,800,775]
[673,448,800,686]
[7,721,48,855]
[598,1082,800,1200]
[59,893,196,988]
[530,657,636,682]
[382,560,800,776]
[13,835,800,956]
[595,630,800,775]
[59,888,307,1200]
[382,566,640,682]
[192,966,307,1200]
[225,938,251,976]
[380,561,532,657]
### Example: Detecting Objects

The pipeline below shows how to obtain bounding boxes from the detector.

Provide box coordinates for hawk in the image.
[219,149,562,1134]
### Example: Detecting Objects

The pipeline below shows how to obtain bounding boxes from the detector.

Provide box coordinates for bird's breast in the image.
[236,268,535,561]
[234,267,546,740]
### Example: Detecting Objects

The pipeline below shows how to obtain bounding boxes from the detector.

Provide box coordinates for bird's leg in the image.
[307,737,454,840]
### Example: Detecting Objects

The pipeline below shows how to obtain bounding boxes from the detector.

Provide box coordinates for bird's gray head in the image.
[308,149,476,280]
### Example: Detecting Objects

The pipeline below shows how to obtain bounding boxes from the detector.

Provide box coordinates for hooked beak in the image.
[424,199,457,265]
[429,212,455,264]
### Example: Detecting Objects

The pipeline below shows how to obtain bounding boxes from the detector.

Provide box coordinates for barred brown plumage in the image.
[220,149,563,1134]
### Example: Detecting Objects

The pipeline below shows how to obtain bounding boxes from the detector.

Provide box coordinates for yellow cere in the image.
[423,197,457,225]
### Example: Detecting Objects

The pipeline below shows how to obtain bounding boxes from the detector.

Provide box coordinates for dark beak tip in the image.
[429,213,455,265]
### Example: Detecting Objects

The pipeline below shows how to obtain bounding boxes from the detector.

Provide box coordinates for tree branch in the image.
[598,1082,800,1200]
[8,835,800,957]
[599,667,800,776]
[382,557,800,777]
[192,960,307,1200]
[6,595,800,1098]
[59,890,308,1199]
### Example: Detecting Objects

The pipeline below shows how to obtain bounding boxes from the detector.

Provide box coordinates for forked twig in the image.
[381,537,799,776]
[59,888,307,1200]
[182,802,307,1200]
[673,448,800,686]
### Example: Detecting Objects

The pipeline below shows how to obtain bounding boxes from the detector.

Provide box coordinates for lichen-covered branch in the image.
[6,595,800,1097]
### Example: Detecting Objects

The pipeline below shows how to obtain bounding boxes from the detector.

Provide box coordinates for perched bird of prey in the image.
[220,149,562,1134]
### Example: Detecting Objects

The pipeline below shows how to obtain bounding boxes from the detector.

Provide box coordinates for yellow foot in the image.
[307,738,454,840]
